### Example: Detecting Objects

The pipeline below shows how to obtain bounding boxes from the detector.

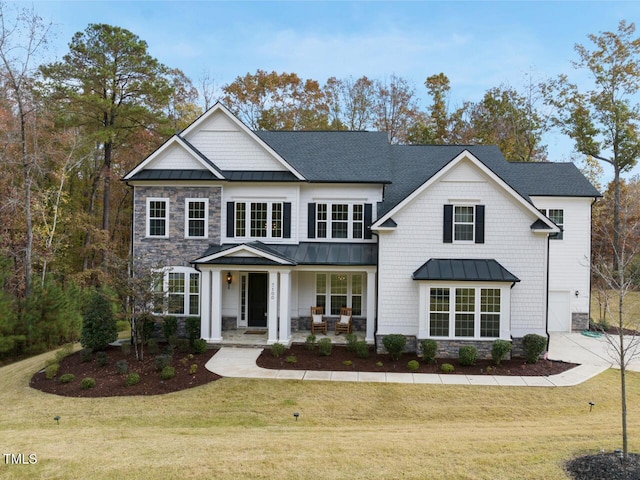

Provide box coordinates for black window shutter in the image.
[283,202,291,238]
[307,203,316,239]
[364,204,373,239]
[475,205,485,244]
[443,204,453,243]
[226,202,235,238]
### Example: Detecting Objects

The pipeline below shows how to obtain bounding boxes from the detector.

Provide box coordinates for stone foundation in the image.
[572,312,589,332]
[295,316,365,333]
[375,334,515,360]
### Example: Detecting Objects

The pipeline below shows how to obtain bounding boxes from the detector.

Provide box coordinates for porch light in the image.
[226,272,232,289]
[575,290,580,298]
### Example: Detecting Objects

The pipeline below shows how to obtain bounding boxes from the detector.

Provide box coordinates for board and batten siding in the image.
[376,159,548,337]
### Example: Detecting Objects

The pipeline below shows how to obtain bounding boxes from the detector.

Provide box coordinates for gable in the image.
[144,143,205,170]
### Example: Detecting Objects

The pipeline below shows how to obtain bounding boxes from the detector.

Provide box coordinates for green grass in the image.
[1,347,639,479]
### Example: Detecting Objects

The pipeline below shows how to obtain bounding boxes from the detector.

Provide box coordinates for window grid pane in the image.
[454,206,474,241]
[235,203,246,237]
[271,203,282,238]
[332,204,349,238]
[188,201,206,237]
[149,201,166,237]
[455,288,475,337]
[250,202,267,237]
[240,275,247,321]
[429,288,450,336]
[315,274,326,311]
[352,204,363,239]
[317,204,327,238]
[168,273,185,314]
[480,289,500,337]
[549,209,564,240]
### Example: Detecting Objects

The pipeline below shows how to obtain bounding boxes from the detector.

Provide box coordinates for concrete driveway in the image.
[548,332,640,372]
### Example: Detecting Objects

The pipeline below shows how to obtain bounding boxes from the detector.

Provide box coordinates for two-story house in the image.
[123,103,599,356]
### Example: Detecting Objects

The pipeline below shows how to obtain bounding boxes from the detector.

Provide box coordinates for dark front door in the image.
[248,273,268,328]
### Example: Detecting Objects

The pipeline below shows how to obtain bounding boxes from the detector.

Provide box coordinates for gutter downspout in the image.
[371,230,380,352]
[545,233,551,352]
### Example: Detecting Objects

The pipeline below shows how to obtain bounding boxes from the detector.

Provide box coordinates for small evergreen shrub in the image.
[407,360,420,371]
[177,338,191,353]
[80,348,93,363]
[120,342,131,356]
[96,351,109,367]
[305,334,316,351]
[164,343,175,356]
[185,316,201,345]
[147,338,160,355]
[55,343,74,362]
[376,361,383,367]
[155,354,172,371]
[81,377,96,389]
[142,316,156,343]
[115,359,128,374]
[189,364,198,375]
[80,291,117,351]
[441,363,455,373]
[45,356,59,367]
[318,338,332,356]
[126,373,140,386]
[192,338,207,354]
[491,339,512,365]
[523,334,547,364]
[343,360,353,366]
[59,373,75,384]
[271,343,286,358]
[160,366,175,380]
[354,341,369,359]
[45,363,59,379]
[163,315,178,341]
[420,339,438,364]
[458,346,478,366]
[286,355,297,364]
[382,334,406,361]
[345,333,358,352]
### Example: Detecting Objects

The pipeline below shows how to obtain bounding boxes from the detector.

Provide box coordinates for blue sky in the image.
[26,1,640,181]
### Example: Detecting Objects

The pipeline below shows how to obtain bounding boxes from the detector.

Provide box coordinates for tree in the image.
[324,75,375,131]
[80,290,117,351]
[372,74,422,144]
[425,73,451,143]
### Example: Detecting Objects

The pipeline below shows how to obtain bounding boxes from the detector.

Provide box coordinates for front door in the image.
[248,273,268,328]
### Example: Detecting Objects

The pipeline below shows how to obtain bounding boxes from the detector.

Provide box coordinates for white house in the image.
[123,103,600,356]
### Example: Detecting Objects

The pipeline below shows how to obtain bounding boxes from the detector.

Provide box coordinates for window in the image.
[186,199,208,238]
[352,204,364,239]
[156,267,200,316]
[454,206,475,241]
[428,286,501,339]
[147,198,169,237]
[314,203,367,239]
[233,201,285,239]
[540,208,564,240]
[316,273,363,315]
[443,204,484,244]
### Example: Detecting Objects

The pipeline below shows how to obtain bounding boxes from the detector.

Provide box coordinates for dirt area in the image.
[256,344,577,376]
[566,452,640,480]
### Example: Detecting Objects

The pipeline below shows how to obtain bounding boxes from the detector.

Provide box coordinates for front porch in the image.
[209,328,358,348]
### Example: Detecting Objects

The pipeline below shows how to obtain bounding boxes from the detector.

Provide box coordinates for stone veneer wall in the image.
[292,317,366,333]
[375,335,518,360]
[572,312,589,332]
[132,185,221,270]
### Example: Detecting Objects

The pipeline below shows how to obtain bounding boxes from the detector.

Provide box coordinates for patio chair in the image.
[310,306,327,335]
[334,307,353,335]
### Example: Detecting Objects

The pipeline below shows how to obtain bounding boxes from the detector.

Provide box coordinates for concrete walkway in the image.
[205,332,640,387]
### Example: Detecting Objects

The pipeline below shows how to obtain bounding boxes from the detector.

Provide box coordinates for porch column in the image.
[278,270,292,344]
[366,269,376,343]
[210,268,223,342]
[267,270,279,344]
[200,269,212,340]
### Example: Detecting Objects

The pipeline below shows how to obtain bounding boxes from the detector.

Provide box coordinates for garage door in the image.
[548,291,570,332]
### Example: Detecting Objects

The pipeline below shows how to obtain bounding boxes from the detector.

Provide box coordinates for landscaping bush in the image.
[491,339,512,365]
[80,347,93,363]
[192,338,207,354]
[160,366,175,380]
[185,316,200,345]
[458,345,478,366]
[126,373,140,386]
[354,340,369,359]
[115,359,128,374]
[305,334,316,351]
[441,363,455,373]
[382,334,406,361]
[318,338,332,356]
[189,364,198,375]
[419,339,438,364]
[80,290,118,351]
[286,355,297,364]
[523,334,547,364]
[147,338,160,354]
[81,377,96,389]
[162,316,178,341]
[120,342,131,356]
[141,315,156,343]
[271,342,286,358]
[45,363,59,379]
[96,351,109,367]
[343,360,353,366]
[407,360,419,371]
[345,333,358,352]
[55,343,74,363]
[176,338,190,353]
[59,373,75,384]
[155,354,172,371]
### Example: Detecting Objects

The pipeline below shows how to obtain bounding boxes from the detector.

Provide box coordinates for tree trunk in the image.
[613,164,621,271]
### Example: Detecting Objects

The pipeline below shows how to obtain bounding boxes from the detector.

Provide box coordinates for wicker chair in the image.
[334,307,353,335]
[310,306,327,335]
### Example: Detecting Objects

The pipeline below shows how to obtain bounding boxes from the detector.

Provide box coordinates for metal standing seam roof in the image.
[412,259,520,282]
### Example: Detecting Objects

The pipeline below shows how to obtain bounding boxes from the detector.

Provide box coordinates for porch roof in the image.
[412,259,520,283]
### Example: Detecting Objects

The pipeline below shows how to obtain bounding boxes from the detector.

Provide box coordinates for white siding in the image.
[377,159,548,337]
[146,144,205,170]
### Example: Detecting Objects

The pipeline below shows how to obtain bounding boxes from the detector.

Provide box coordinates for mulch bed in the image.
[566,452,640,480]
[30,344,221,397]
[256,344,577,376]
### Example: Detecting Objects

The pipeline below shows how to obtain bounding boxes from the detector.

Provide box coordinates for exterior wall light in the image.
[226,272,232,289]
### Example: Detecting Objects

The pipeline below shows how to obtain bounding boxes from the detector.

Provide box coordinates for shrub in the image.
[116,319,129,332]
[458,346,478,366]
[345,333,358,352]
[162,316,178,341]
[55,343,74,363]
[407,360,420,371]
[147,338,160,355]
[80,291,117,351]
[382,334,406,361]
[271,343,286,358]
[185,317,201,345]
[45,356,59,367]
[318,338,332,356]
[354,341,369,359]
[120,342,131,356]
[141,316,156,343]
[419,339,438,364]
[176,338,191,353]
[115,359,128,374]
[523,334,547,364]
[343,360,353,366]
[305,334,316,351]
[59,373,75,384]
[192,338,207,354]
[155,354,172,371]
[126,373,140,386]
[96,351,109,367]
[189,364,198,375]
[286,355,297,364]
[441,363,455,373]
[376,361,383,367]
[81,377,96,389]
[80,347,93,363]
[160,366,175,380]
[45,363,59,379]
[491,339,512,365]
